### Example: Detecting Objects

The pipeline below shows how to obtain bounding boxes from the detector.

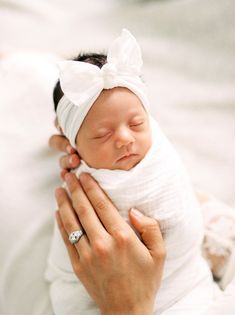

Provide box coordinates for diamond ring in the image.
[68,229,84,245]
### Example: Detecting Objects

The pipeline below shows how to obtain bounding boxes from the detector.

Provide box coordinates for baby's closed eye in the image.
[130,122,143,127]
[129,119,145,129]
[91,130,112,140]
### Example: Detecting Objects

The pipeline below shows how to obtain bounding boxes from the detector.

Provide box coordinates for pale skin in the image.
[76,87,152,170]
[49,87,152,176]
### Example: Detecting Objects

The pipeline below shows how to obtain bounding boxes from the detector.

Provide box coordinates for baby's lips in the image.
[117,153,137,162]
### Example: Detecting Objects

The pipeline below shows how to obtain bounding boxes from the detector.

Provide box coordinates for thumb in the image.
[129,208,166,260]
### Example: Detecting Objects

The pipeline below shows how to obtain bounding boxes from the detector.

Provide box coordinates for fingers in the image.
[129,209,166,262]
[60,169,69,180]
[55,187,88,252]
[55,210,81,264]
[49,134,75,154]
[79,173,130,234]
[55,187,80,231]
[59,154,80,170]
[64,173,109,241]
[49,133,80,179]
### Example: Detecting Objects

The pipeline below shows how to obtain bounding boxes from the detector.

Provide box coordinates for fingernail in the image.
[66,145,73,154]
[69,156,73,165]
[130,208,143,217]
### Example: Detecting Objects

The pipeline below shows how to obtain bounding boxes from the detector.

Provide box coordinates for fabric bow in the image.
[57,28,149,147]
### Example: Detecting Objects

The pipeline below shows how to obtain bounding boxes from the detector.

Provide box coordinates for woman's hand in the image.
[55,173,166,315]
[49,118,80,179]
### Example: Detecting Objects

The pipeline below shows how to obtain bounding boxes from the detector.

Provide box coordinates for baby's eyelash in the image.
[93,135,106,139]
[130,122,144,127]
[93,132,111,139]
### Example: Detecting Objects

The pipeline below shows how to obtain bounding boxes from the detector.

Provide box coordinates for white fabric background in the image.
[0,0,235,314]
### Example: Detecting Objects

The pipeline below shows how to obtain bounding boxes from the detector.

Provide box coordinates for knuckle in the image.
[95,199,107,212]
[149,218,159,227]
[81,251,92,265]
[144,219,160,233]
[73,263,82,276]
[63,220,76,234]
[113,229,130,247]
[93,240,109,257]
[156,246,166,261]
[74,203,87,217]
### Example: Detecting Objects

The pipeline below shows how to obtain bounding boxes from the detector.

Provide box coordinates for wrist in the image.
[100,305,154,315]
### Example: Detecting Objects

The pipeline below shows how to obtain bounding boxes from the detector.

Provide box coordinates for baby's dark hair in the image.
[53,52,107,111]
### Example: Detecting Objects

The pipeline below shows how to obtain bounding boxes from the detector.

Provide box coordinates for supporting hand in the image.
[55,173,166,315]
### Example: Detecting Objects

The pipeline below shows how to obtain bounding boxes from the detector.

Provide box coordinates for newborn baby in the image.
[46,29,216,315]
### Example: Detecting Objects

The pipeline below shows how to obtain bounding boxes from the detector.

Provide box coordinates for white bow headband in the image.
[57,29,149,148]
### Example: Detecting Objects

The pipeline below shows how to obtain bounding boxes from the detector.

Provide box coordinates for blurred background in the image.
[0,0,235,313]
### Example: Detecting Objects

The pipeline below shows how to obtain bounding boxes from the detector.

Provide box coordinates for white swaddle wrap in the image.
[46,116,215,315]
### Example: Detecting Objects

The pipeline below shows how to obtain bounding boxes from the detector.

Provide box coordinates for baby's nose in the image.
[115,128,135,149]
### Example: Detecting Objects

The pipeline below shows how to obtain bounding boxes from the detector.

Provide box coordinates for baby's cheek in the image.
[97,148,113,164]
[85,146,112,168]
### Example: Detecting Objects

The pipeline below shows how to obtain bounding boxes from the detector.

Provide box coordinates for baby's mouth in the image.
[116,153,138,162]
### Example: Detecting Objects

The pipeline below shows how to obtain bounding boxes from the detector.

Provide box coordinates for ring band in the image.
[69,229,84,245]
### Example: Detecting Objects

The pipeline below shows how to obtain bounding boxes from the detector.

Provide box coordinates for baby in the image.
[46,30,216,315]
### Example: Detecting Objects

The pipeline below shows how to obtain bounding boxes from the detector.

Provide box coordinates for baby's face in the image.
[76,87,152,170]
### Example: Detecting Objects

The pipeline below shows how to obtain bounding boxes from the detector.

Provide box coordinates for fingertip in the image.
[66,145,76,154]
[129,208,142,232]
[129,208,144,225]
[54,187,65,200]
[48,135,55,149]
[71,154,81,167]
[130,208,143,218]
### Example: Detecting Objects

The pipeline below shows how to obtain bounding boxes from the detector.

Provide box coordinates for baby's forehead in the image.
[81,87,148,131]
[93,105,145,125]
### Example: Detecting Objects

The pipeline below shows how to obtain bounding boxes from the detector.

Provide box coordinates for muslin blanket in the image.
[45,116,216,315]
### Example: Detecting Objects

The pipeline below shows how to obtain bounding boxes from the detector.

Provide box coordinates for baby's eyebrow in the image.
[128,113,146,122]
[88,126,111,136]
[129,113,144,119]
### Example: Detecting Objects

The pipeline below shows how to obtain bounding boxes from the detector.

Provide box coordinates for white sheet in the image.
[1,0,235,314]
